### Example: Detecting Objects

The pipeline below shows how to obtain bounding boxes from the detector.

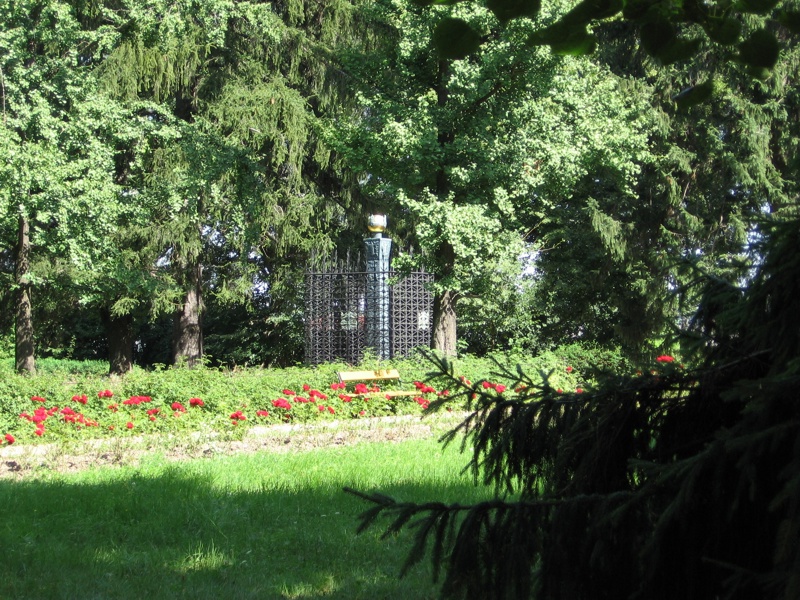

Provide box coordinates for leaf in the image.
[737,28,780,70]
[569,0,624,21]
[656,37,702,65]
[529,21,597,56]
[702,16,742,46]
[622,0,655,20]
[736,0,780,14]
[486,0,541,23]
[778,10,800,34]
[551,29,597,56]
[640,20,676,58]
[410,0,466,5]
[673,80,714,110]
[640,20,702,65]
[432,18,482,60]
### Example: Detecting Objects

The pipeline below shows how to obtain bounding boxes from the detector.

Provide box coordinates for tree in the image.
[0,0,127,373]
[346,2,800,599]
[93,0,368,368]
[332,0,654,355]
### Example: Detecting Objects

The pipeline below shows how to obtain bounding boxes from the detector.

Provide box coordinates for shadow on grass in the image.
[0,463,490,600]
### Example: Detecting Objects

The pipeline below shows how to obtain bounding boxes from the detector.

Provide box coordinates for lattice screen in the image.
[304,269,433,365]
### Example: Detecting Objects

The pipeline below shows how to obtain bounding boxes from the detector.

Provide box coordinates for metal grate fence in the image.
[304,269,433,365]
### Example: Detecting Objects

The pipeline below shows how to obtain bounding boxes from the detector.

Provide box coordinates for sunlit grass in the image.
[0,433,492,599]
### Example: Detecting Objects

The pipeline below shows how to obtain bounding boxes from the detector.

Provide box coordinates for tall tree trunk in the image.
[431,240,457,356]
[172,259,203,367]
[15,215,35,374]
[103,309,134,375]
[431,288,457,356]
[429,60,458,357]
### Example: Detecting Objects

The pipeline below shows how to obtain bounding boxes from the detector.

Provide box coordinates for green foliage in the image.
[0,348,629,444]
[0,0,380,371]
[422,0,791,88]
[333,0,656,351]
[348,214,800,599]
[0,0,131,332]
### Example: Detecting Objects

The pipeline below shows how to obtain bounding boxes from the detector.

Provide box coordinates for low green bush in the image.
[0,345,641,446]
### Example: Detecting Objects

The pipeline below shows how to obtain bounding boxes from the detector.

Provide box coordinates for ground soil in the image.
[0,413,465,480]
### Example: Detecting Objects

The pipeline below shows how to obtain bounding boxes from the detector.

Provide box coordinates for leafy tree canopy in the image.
[424,0,795,92]
[331,0,657,353]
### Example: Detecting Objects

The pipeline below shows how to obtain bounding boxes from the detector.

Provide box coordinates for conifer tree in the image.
[92,0,368,367]
[346,2,800,599]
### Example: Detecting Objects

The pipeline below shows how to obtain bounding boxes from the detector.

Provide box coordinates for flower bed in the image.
[0,379,459,446]
[0,346,665,447]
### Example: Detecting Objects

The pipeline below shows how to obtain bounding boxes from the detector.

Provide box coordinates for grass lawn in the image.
[0,417,493,599]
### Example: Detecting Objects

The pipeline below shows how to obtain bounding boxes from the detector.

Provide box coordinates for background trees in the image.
[1,0,369,371]
[346,2,800,599]
[331,0,656,356]
[0,1,129,373]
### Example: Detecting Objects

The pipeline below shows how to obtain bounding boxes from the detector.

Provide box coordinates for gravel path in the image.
[0,413,466,480]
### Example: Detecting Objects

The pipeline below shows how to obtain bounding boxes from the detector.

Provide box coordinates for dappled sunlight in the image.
[0,438,489,599]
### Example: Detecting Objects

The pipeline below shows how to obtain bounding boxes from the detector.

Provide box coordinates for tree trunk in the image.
[15,215,35,374]
[431,288,457,356]
[103,309,134,375]
[172,260,203,367]
[429,60,458,357]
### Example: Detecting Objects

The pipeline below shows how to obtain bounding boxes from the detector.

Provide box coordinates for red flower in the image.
[189,398,204,407]
[495,384,506,394]
[171,402,186,413]
[71,394,88,404]
[124,395,151,405]
[4,433,14,445]
[98,389,114,398]
[354,383,369,394]
[566,366,573,373]
[302,384,310,392]
[31,395,46,403]
[34,428,44,436]
[576,388,584,394]
[282,389,296,396]
[126,422,134,429]
[327,406,335,414]
[413,381,436,394]
[656,355,675,363]
[482,381,492,389]
[256,410,269,417]
[358,410,366,416]
[108,403,119,412]
[30,408,48,424]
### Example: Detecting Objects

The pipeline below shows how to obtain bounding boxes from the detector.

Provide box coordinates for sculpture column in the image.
[364,215,391,360]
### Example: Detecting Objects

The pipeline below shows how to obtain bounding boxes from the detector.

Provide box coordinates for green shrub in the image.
[0,347,638,446]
